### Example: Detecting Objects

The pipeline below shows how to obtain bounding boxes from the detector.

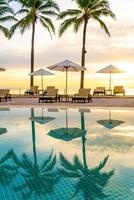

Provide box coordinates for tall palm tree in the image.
[0,0,14,38]
[10,0,59,87]
[59,0,115,89]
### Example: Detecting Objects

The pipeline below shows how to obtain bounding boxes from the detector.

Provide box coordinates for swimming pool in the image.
[0,107,134,200]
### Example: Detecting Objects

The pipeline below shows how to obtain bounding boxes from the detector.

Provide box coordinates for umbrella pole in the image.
[109,72,111,90]
[66,67,68,95]
[109,109,112,124]
[41,75,44,94]
[66,109,68,133]
[42,108,43,119]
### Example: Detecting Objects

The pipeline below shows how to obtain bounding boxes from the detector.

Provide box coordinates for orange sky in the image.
[0,0,134,93]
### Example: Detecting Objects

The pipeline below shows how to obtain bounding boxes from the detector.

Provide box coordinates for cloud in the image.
[0,0,134,90]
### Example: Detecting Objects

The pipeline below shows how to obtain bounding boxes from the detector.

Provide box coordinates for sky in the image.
[0,0,134,93]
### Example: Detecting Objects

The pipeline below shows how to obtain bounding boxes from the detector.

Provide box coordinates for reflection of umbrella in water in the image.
[29,108,55,124]
[97,109,125,129]
[48,109,86,141]
[0,128,7,135]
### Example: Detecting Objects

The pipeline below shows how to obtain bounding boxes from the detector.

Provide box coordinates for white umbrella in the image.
[97,65,125,90]
[0,67,5,71]
[47,59,86,95]
[29,68,54,92]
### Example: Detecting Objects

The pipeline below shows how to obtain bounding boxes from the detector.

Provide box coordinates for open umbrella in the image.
[29,68,54,93]
[47,109,86,141]
[47,59,86,95]
[97,109,124,129]
[29,108,55,125]
[97,65,125,90]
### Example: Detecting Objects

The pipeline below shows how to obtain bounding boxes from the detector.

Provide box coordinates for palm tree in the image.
[10,0,59,87]
[59,111,114,199]
[0,0,15,38]
[59,0,115,89]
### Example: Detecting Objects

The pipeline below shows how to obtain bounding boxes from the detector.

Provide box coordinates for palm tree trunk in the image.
[30,16,36,87]
[80,19,88,89]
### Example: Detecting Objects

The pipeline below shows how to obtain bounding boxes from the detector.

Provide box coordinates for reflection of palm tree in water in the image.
[13,108,59,198]
[0,150,18,186]
[0,108,59,199]
[59,111,114,200]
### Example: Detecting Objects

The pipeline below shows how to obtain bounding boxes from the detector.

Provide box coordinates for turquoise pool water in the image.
[0,107,134,200]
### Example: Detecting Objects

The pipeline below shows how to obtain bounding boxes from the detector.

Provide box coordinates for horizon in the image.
[0,0,134,93]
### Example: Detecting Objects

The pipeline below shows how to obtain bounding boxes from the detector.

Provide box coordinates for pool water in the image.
[0,107,134,200]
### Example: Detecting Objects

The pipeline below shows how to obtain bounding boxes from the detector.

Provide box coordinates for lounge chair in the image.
[39,88,59,103]
[93,87,106,96]
[72,88,92,103]
[0,89,11,102]
[47,86,55,90]
[113,86,125,96]
[25,86,39,95]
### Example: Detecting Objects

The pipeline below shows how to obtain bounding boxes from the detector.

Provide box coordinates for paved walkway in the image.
[0,97,134,108]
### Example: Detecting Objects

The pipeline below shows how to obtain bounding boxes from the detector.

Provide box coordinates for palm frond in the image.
[43,155,56,172]
[10,12,32,35]
[59,152,76,171]
[40,16,55,34]
[58,9,81,20]
[73,154,85,172]
[0,15,16,22]
[95,155,109,171]
[40,149,54,170]
[59,168,81,178]
[59,17,77,37]
[93,15,110,36]
[2,164,19,170]
[14,8,29,16]
[74,17,83,32]
[0,149,15,164]
[39,1,60,12]
[39,10,58,17]
[91,8,115,19]
[39,18,52,38]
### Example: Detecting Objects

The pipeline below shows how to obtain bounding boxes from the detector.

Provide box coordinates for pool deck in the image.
[0,95,134,108]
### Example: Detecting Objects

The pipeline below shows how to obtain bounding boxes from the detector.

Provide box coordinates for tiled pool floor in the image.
[0,108,134,199]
